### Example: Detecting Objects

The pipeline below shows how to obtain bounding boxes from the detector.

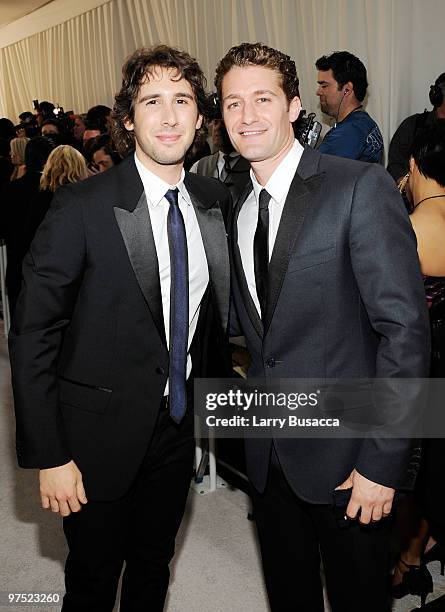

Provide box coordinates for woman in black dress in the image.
[392,124,445,608]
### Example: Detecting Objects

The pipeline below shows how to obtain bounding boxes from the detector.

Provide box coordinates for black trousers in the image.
[61,398,195,612]
[250,447,392,612]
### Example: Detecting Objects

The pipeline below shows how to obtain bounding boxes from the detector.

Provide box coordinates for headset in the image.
[334,88,350,127]
[429,73,445,108]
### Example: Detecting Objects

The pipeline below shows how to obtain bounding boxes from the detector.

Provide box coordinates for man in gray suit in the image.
[215,42,430,612]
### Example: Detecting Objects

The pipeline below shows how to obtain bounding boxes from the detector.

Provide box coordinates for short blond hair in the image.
[40,145,88,192]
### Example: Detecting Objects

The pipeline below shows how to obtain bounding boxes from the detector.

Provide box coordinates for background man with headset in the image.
[316,50,383,163]
[388,72,445,182]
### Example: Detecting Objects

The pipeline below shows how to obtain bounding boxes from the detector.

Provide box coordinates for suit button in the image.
[265,358,275,368]
[156,366,165,375]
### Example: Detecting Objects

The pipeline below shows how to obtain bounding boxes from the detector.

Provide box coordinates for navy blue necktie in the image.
[165,188,189,423]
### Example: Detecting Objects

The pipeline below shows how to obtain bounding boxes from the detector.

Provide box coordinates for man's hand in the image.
[335,469,394,524]
[39,460,87,517]
[87,165,100,177]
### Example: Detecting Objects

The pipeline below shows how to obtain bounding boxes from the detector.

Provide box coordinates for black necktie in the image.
[254,189,271,321]
[220,154,232,181]
[165,188,188,423]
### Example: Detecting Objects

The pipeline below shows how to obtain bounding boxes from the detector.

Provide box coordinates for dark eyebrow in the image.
[317,80,329,85]
[174,92,194,100]
[253,89,276,96]
[223,89,277,102]
[138,92,194,103]
[222,93,241,103]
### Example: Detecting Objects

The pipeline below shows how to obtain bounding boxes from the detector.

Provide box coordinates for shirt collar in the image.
[218,150,240,160]
[134,152,190,207]
[217,150,240,169]
[251,139,304,204]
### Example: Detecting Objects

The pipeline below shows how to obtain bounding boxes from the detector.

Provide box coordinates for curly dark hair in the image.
[315,51,368,102]
[112,45,209,158]
[214,42,300,104]
[89,134,122,166]
[86,105,111,133]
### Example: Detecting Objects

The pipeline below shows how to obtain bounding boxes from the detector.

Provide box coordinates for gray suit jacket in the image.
[231,146,430,503]
[194,151,251,203]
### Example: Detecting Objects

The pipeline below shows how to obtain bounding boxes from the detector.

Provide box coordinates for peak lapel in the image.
[113,160,166,347]
[263,167,325,336]
[185,175,230,334]
[231,180,264,339]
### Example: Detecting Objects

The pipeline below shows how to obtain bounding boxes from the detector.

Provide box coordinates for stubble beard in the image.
[143,141,190,167]
[320,101,333,117]
[153,151,187,166]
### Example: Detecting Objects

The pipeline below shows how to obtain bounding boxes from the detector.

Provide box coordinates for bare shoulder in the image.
[411,200,445,231]
[411,202,445,275]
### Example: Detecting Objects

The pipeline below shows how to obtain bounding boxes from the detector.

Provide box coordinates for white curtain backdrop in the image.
[1,0,444,153]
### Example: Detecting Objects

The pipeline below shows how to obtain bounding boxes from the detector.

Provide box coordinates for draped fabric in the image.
[0,2,117,120]
[0,0,444,154]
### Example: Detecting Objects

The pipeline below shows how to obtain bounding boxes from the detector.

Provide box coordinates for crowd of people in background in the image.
[1,46,445,611]
[0,103,123,314]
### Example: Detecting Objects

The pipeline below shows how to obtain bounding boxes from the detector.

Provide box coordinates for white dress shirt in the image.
[237,139,304,314]
[134,153,209,393]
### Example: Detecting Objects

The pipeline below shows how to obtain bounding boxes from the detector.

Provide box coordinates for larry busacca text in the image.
[194,378,436,439]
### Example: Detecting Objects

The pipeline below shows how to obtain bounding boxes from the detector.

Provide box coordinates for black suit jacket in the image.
[231,147,430,503]
[9,155,231,501]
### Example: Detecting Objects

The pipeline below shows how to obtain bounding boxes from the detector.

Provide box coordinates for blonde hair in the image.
[10,137,29,162]
[10,137,29,180]
[40,145,88,192]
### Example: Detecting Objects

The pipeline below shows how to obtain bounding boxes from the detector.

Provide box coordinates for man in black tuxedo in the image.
[215,43,430,611]
[9,45,230,611]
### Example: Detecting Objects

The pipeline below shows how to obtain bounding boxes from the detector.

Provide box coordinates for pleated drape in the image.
[0,0,442,155]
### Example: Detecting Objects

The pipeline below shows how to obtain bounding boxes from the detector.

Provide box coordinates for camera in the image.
[293,110,322,148]
[207,93,222,121]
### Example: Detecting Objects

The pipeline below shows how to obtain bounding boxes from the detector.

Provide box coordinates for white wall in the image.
[411,0,445,113]
[0,0,109,48]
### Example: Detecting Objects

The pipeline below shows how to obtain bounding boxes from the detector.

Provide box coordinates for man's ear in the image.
[124,117,134,132]
[343,81,354,96]
[289,96,302,123]
[196,114,203,130]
